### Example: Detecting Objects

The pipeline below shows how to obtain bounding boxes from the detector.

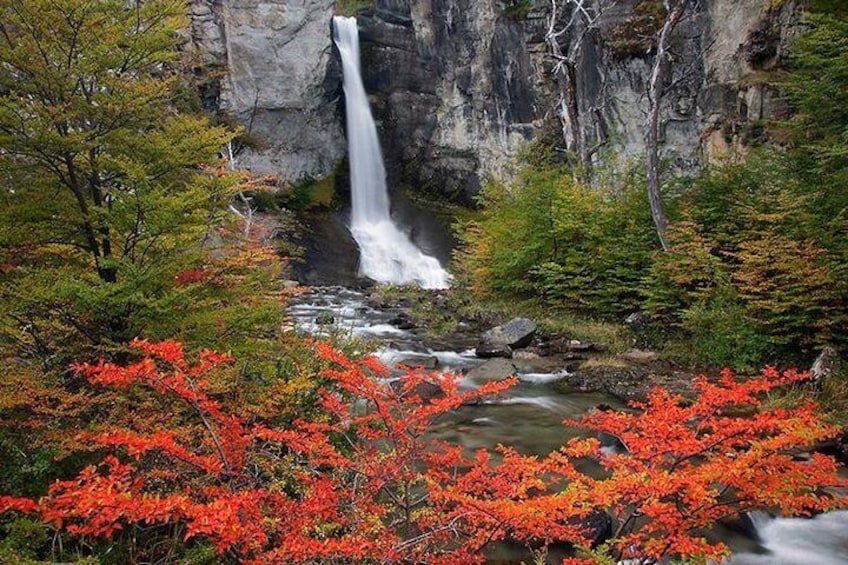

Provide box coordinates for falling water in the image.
[332,16,451,289]
[730,511,848,564]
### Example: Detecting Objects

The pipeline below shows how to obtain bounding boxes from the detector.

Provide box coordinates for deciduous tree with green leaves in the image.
[0,0,257,363]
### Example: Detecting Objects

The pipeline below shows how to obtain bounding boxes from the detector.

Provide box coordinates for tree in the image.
[644,0,693,251]
[1,341,844,564]
[0,0,244,360]
[545,0,612,175]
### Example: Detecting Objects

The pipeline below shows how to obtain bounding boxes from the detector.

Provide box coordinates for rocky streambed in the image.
[287,286,623,458]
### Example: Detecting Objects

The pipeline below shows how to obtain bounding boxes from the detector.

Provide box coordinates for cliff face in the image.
[357,0,803,203]
[190,0,803,200]
[190,0,344,181]
[357,1,542,204]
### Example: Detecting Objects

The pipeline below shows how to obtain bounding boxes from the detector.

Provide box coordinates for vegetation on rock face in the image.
[334,0,373,17]
[503,0,534,21]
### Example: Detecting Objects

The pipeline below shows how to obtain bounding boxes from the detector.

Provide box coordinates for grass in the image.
[821,369,848,425]
[459,296,633,354]
[579,356,631,370]
[762,368,848,428]
[334,0,372,16]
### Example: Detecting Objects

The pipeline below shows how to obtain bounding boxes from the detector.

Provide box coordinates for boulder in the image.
[621,349,659,363]
[390,379,443,402]
[511,357,569,374]
[396,355,439,370]
[315,313,335,325]
[482,318,536,349]
[389,312,417,330]
[475,343,513,359]
[625,312,652,331]
[539,337,605,356]
[465,359,518,382]
[810,347,841,381]
[512,349,541,360]
[366,291,391,309]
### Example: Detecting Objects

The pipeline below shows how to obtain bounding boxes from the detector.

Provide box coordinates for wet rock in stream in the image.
[465,359,518,382]
[388,311,417,330]
[315,313,335,325]
[481,317,537,349]
[395,355,439,370]
[475,342,513,359]
[389,378,444,402]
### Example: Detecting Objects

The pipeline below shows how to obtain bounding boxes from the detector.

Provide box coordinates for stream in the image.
[288,286,614,457]
[288,286,848,564]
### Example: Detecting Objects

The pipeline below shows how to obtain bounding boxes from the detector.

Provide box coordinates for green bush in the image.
[681,291,769,370]
[334,0,372,16]
[455,153,658,317]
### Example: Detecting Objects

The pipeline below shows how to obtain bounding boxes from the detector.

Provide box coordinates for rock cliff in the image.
[190,0,345,181]
[358,0,804,204]
[190,0,804,202]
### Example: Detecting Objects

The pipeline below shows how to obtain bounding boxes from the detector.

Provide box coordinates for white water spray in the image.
[332,16,451,289]
[730,511,848,564]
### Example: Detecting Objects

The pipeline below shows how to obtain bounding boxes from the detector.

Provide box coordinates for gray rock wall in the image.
[357,0,804,203]
[190,0,803,199]
[190,0,345,181]
[358,0,543,204]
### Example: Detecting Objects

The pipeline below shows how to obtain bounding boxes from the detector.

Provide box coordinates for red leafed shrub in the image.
[0,341,845,564]
[173,268,209,287]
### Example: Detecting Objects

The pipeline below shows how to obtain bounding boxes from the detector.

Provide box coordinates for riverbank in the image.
[299,284,701,403]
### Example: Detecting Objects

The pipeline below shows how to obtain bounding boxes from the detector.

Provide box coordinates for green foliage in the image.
[605,0,665,58]
[459,141,847,367]
[286,174,339,210]
[503,0,533,21]
[0,1,293,533]
[642,218,728,323]
[455,160,562,297]
[0,0,288,368]
[455,154,658,317]
[334,0,372,16]
[681,292,768,370]
[642,152,844,363]
[780,11,848,210]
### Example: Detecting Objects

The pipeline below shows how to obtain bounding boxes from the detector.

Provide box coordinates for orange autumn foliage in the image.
[0,340,845,564]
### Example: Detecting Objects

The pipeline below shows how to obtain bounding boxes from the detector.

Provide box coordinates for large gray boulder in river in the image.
[481,318,536,349]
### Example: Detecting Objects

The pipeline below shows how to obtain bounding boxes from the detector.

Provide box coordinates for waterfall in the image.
[332,16,450,289]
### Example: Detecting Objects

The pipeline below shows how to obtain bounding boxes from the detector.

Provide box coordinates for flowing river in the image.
[287,287,848,564]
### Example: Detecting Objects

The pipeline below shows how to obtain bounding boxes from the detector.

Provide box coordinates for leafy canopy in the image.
[0,341,844,564]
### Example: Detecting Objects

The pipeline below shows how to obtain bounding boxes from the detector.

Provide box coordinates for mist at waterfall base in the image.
[333,16,451,290]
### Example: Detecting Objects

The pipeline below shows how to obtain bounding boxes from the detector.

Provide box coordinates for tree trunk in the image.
[645,0,689,251]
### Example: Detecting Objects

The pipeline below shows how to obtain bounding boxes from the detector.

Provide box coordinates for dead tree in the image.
[545,0,611,176]
[645,0,693,251]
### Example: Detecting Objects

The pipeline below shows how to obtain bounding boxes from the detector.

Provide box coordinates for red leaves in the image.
[0,495,38,515]
[5,343,847,564]
[557,366,848,562]
[174,268,209,287]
